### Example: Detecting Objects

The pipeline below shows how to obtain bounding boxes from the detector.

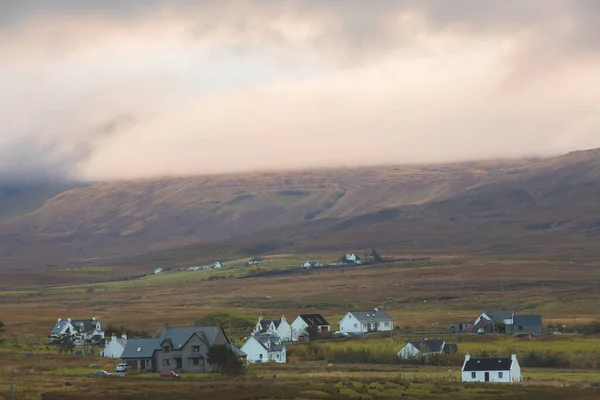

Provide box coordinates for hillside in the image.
[1,149,600,271]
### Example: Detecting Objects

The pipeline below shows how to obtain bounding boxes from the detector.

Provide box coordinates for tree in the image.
[370,249,383,263]
[206,344,244,376]
[0,318,4,333]
[54,328,76,354]
[305,324,320,342]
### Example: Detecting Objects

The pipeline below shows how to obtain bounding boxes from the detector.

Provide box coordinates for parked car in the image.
[159,370,180,379]
[92,370,112,377]
[332,331,349,338]
[115,363,130,373]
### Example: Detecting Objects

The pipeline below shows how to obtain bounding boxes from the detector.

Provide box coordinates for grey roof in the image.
[255,334,285,352]
[349,310,392,323]
[463,357,513,372]
[513,315,542,326]
[51,320,71,335]
[51,319,100,335]
[121,338,159,359]
[158,326,224,349]
[299,314,330,326]
[258,319,281,332]
[228,344,246,358]
[408,340,445,353]
[483,310,514,321]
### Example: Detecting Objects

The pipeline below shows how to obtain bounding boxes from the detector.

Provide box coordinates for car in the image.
[92,370,112,377]
[115,363,130,373]
[332,331,349,338]
[158,370,181,379]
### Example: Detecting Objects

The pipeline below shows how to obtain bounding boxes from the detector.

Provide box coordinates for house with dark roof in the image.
[121,338,160,371]
[291,314,331,339]
[474,310,515,333]
[397,339,458,359]
[248,257,264,265]
[241,333,286,363]
[462,354,522,383]
[253,316,292,341]
[120,325,245,373]
[50,317,104,345]
[507,315,543,335]
[339,308,394,334]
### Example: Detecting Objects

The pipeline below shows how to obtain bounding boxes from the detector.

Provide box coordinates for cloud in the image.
[0,1,599,183]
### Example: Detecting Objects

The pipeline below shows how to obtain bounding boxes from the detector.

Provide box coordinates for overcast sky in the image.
[1,0,599,183]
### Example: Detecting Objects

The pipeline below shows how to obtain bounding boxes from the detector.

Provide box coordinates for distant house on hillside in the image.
[447,322,474,334]
[507,315,543,335]
[291,314,331,339]
[212,262,223,269]
[474,310,514,333]
[154,268,163,274]
[302,261,321,268]
[50,317,104,345]
[339,308,393,334]
[342,253,362,264]
[397,339,457,359]
[102,333,127,358]
[248,258,264,265]
[253,316,292,341]
[462,354,522,383]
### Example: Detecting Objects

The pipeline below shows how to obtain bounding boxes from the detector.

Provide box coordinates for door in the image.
[484,372,490,382]
[141,360,146,370]
[321,326,329,333]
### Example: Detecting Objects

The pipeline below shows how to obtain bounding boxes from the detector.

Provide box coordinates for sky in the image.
[1,0,600,183]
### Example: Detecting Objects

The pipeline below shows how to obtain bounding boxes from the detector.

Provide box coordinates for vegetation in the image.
[206,344,244,376]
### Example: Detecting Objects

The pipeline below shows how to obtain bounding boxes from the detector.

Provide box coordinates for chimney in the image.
[281,315,286,322]
[511,354,517,361]
[92,316,96,321]
[465,354,470,361]
[67,318,71,322]
[121,333,127,340]
[258,315,263,322]
[374,307,379,312]
[57,317,62,322]
[111,333,117,341]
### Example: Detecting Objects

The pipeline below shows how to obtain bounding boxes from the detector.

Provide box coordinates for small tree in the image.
[370,249,383,263]
[55,328,76,354]
[207,344,244,376]
[306,325,320,342]
[0,318,4,333]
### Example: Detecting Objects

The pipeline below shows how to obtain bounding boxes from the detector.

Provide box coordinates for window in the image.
[259,354,263,360]
[471,372,476,379]
[353,323,358,328]
[383,322,389,328]
[163,359,171,366]
[192,345,200,352]
[192,359,200,366]
[498,372,503,379]
[162,346,171,353]
[518,325,523,331]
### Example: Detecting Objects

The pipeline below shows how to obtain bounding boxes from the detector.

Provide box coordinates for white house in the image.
[302,261,321,268]
[50,317,105,345]
[344,253,362,264]
[241,333,286,363]
[291,314,331,339]
[339,308,393,334]
[154,268,163,274]
[397,339,458,358]
[102,333,127,358]
[248,258,264,265]
[212,262,223,269]
[253,316,292,341]
[462,354,522,383]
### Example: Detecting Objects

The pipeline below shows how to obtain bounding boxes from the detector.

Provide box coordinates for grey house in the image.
[121,338,159,371]
[120,326,245,373]
[507,315,543,335]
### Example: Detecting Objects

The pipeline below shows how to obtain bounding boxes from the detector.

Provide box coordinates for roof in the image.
[463,357,513,372]
[513,315,542,326]
[258,319,281,331]
[254,334,285,352]
[121,338,159,359]
[348,310,392,323]
[407,340,444,353]
[443,343,458,353]
[158,326,224,349]
[51,319,100,335]
[51,320,71,335]
[298,314,330,326]
[228,344,247,357]
[483,310,514,321]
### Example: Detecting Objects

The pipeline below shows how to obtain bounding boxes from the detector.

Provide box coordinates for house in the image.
[102,333,128,358]
[507,315,543,335]
[302,261,321,268]
[291,314,331,339]
[253,316,292,341]
[154,268,163,274]
[248,258,264,265]
[212,262,223,269]
[120,325,244,373]
[474,310,515,333]
[462,354,522,383]
[397,339,457,358]
[447,322,474,334]
[241,333,286,363]
[343,253,362,264]
[339,308,394,334]
[121,338,160,371]
[50,317,104,345]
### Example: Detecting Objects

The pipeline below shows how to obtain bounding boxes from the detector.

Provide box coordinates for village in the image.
[47,307,544,384]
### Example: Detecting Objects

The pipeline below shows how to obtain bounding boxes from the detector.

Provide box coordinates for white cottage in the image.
[154,268,163,274]
[241,333,286,363]
[291,314,331,339]
[212,262,223,269]
[102,333,128,358]
[253,316,292,341]
[462,354,522,383]
[50,317,104,345]
[339,308,393,334]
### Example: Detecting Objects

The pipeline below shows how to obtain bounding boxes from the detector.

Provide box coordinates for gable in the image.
[299,314,330,326]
